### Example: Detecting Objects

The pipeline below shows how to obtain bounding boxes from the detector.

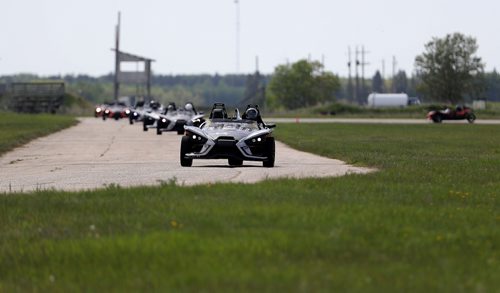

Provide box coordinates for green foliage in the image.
[267,60,340,110]
[392,70,408,93]
[241,71,266,106]
[415,32,485,104]
[59,93,94,116]
[0,113,76,155]
[0,124,499,291]
[371,70,384,93]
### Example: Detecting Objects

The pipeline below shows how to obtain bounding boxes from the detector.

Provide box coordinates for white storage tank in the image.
[367,93,409,108]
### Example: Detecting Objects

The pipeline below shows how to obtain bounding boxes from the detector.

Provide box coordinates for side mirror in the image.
[266,123,276,129]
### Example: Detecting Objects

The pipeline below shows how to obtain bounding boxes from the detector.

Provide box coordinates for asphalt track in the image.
[0,118,374,193]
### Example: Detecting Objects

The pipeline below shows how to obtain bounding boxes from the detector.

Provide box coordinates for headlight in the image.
[105,110,110,114]
[245,134,268,146]
[133,112,138,116]
[125,109,131,115]
[186,131,207,143]
[96,107,102,113]
[161,118,167,123]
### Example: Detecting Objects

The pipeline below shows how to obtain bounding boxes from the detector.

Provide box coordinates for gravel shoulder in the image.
[0,118,374,193]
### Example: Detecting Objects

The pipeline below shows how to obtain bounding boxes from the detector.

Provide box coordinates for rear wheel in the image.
[180,136,193,167]
[467,113,476,123]
[228,158,243,166]
[263,137,275,168]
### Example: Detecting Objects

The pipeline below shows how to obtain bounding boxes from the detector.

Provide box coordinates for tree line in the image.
[2,33,500,110]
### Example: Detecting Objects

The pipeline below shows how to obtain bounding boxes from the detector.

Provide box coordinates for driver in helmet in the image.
[184,102,197,114]
[243,107,265,127]
[150,100,160,110]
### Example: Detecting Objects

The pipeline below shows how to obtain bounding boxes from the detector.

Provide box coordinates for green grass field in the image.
[0,113,77,155]
[0,119,499,291]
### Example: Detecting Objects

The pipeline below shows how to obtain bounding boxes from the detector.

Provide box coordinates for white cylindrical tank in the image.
[367,93,409,108]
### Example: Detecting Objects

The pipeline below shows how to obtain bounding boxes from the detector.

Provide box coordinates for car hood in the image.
[186,125,271,141]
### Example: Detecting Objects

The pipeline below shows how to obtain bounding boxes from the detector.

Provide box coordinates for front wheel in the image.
[177,128,185,135]
[143,120,148,131]
[228,158,243,166]
[180,136,193,167]
[432,115,442,123]
[263,137,275,168]
[467,113,476,123]
[156,126,162,135]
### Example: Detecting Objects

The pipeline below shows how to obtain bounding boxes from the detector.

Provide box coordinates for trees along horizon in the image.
[415,32,485,104]
[267,59,340,110]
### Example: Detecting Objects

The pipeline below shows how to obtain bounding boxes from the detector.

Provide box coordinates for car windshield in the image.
[202,120,259,131]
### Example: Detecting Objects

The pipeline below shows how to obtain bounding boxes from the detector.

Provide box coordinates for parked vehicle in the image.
[367,93,417,108]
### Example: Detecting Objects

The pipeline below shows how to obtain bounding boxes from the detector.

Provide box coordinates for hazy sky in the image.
[0,0,498,77]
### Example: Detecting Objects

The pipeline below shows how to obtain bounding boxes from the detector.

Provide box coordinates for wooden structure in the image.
[113,12,154,102]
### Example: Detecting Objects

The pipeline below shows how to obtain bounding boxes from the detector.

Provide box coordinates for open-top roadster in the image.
[180,103,275,167]
[427,105,476,123]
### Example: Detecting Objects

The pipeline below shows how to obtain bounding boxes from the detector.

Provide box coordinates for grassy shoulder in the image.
[0,112,77,155]
[0,123,499,291]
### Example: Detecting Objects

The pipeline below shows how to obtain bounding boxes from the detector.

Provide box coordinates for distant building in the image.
[9,82,65,113]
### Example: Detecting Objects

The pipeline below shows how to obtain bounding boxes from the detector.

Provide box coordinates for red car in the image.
[102,102,130,120]
[427,105,476,123]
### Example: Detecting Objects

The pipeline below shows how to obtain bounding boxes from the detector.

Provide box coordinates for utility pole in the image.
[381,59,385,79]
[113,11,121,101]
[235,0,240,73]
[360,46,370,103]
[355,46,359,104]
[347,47,353,102]
[392,55,398,92]
[255,55,259,73]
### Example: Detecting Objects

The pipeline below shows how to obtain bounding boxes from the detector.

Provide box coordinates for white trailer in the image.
[367,93,409,108]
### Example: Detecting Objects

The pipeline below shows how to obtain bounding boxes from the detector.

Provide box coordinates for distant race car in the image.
[181,103,275,167]
[102,102,129,120]
[142,101,164,131]
[94,104,106,117]
[427,105,476,123]
[156,102,205,135]
[128,101,146,125]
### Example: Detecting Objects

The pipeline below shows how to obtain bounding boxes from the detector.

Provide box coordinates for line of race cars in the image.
[95,101,276,167]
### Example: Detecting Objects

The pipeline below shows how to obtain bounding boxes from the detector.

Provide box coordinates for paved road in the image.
[268,118,500,124]
[0,118,373,193]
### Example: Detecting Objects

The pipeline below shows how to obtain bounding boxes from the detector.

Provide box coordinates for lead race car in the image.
[180,103,276,167]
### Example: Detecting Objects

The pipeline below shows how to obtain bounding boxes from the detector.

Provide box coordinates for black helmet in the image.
[245,107,258,120]
[150,100,160,110]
